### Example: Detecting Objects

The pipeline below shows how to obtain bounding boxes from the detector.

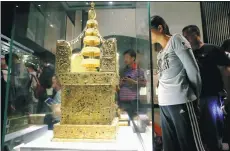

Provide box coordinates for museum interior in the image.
[1,1,230,151]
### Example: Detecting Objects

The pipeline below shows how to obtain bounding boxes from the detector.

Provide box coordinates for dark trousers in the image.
[119,100,138,119]
[225,103,230,147]
[44,114,59,130]
[223,114,230,146]
[199,96,224,151]
[160,101,205,151]
[226,114,230,147]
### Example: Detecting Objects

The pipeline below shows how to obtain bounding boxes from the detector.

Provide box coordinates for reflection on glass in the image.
[2,52,41,132]
[119,49,147,120]
[3,2,154,151]
[27,3,45,46]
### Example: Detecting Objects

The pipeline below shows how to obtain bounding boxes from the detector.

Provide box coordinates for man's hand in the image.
[123,77,137,85]
[120,78,125,85]
[51,104,61,117]
[224,66,230,76]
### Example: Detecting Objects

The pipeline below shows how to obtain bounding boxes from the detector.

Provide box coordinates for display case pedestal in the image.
[19,126,141,151]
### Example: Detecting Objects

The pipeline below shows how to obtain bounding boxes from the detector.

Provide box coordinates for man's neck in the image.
[193,41,204,50]
[198,41,204,49]
[128,62,134,67]
[128,62,137,69]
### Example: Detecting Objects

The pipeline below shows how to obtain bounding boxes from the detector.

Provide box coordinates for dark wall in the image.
[14,2,31,37]
[1,1,31,37]
[1,1,56,64]
[201,2,230,46]
[1,2,16,37]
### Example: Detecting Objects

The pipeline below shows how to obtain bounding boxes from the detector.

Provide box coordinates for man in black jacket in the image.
[183,26,230,151]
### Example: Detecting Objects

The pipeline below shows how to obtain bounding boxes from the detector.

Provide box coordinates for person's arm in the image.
[225,51,230,59]
[224,52,230,75]
[2,70,8,82]
[123,69,146,87]
[52,104,61,117]
[214,48,230,76]
[51,91,61,117]
[137,69,147,87]
[123,77,137,85]
[173,34,202,98]
[31,74,37,89]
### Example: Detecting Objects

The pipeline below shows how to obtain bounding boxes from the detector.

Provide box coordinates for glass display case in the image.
[1,2,155,151]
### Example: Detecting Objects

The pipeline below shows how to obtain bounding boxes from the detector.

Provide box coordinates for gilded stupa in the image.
[81,2,100,71]
[53,2,119,140]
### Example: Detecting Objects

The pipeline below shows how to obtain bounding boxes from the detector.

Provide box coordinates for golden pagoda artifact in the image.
[53,2,119,141]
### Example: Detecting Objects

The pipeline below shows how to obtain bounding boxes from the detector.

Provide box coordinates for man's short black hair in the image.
[182,25,201,37]
[221,39,230,53]
[123,49,136,60]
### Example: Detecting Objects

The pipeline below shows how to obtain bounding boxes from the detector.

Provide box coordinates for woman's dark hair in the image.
[150,15,171,36]
[39,65,55,89]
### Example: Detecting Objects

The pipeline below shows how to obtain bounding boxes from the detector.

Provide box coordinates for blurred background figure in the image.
[37,63,55,113]
[119,49,146,119]
[44,75,61,130]
[26,62,39,114]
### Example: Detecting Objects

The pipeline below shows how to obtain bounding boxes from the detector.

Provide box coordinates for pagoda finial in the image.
[91,2,95,9]
[88,2,96,20]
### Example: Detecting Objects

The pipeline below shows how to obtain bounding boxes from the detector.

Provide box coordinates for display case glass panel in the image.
[2,2,154,151]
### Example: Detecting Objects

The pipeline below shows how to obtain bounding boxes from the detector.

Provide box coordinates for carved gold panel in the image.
[60,85,116,125]
[57,72,118,86]
[53,118,119,140]
[56,40,72,74]
[100,38,117,72]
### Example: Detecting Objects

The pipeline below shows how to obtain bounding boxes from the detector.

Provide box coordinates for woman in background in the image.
[150,15,205,151]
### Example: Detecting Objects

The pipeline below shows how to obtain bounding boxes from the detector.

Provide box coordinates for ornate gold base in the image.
[53,117,119,141]
[118,121,129,126]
